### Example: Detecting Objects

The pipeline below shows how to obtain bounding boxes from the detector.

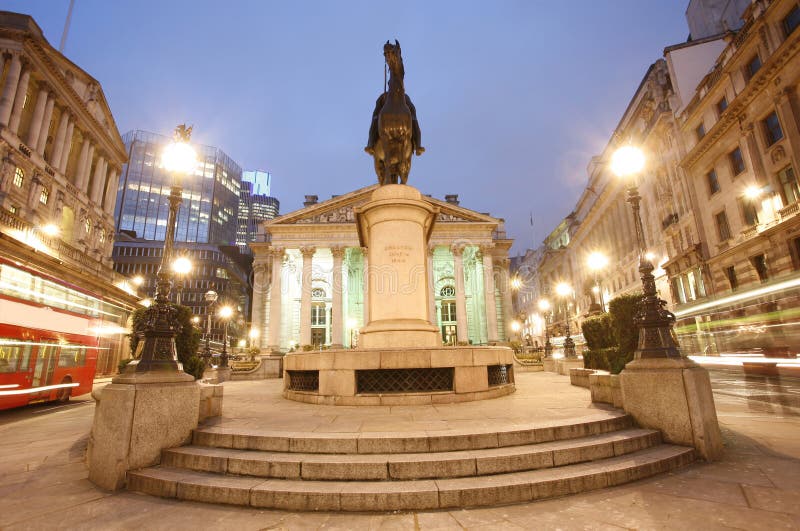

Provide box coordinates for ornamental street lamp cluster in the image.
[555,282,576,359]
[611,144,682,360]
[537,298,552,357]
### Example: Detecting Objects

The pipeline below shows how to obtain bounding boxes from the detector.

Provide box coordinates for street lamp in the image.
[218,304,234,368]
[555,282,576,358]
[202,289,218,363]
[42,223,60,237]
[172,255,192,306]
[538,298,552,357]
[611,144,681,359]
[587,251,608,313]
[249,328,260,348]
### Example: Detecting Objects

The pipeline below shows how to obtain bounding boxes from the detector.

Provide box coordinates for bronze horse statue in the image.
[365,40,424,185]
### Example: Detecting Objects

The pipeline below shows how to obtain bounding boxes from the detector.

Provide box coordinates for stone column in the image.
[251,259,269,349]
[740,123,768,186]
[50,111,69,167]
[0,52,22,125]
[776,88,800,173]
[267,247,284,352]
[59,120,74,174]
[83,144,96,191]
[8,65,29,133]
[427,245,436,325]
[103,168,119,214]
[74,137,91,189]
[330,246,345,348]
[25,85,49,148]
[299,246,315,346]
[36,94,55,155]
[91,155,106,203]
[361,246,369,325]
[498,257,513,341]
[452,244,469,343]
[481,244,499,342]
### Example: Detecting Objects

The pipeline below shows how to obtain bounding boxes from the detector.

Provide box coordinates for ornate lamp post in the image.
[587,251,608,313]
[346,317,358,348]
[124,125,197,376]
[538,299,552,357]
[611,145,681,359]
[555,282,576,359]
[172,255,192,306]
[202,289,218,363]
[218,305,234,368]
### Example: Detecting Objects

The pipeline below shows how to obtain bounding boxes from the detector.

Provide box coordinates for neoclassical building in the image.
[250,186,514,351]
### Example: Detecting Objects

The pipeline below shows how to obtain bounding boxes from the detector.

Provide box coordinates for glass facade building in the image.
[237,170,280,254]
[114,130,242,245]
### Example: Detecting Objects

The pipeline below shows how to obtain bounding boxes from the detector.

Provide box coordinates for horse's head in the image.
[383,40,404,79]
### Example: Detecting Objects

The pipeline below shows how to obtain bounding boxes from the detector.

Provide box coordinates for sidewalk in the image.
[1,371,798,529]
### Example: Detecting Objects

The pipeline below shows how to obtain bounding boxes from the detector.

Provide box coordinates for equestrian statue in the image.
[365,40,424,185]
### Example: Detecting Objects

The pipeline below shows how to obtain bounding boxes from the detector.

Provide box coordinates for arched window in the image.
[440,285,455,297]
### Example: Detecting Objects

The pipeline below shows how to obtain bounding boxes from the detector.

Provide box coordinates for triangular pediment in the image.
[267,185,500,227]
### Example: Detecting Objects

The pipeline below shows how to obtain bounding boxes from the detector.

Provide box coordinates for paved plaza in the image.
[1,371,799,529]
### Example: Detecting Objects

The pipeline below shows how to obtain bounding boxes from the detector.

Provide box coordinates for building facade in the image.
[237,170,279,255]
[0,11,138,375]
[250,187,514,351]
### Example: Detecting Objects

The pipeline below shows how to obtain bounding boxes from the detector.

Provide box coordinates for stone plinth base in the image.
[620,357,723,461]
[569,368,594,388]
[203,366,231,384]
[556,358,584,375]
[230,355,283,380]
[283,346,515,405]
[198,383,224,422]
[542,358,557,372]
[87,375,200,491]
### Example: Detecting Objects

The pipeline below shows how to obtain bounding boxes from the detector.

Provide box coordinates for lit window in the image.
[9,205,18,215]
[39,188,48,205]
[763,111,784,146]
[84,218,92,234]
[13,167,23,187]
[99,230,106,243]
[729,147,745,176]
[440,301,457,322]
[311,303,326,326]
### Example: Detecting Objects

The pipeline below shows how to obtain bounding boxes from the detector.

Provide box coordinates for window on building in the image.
[440,301,457,322]
[724,265,738,291]
[778,165,800,205]
[9,205,17,215]
[310,303,326,326]
[13,167,23,187]
[784,4,800,36]
[746,54,762,79]
[740,197,759,226]
[716,96,728,115]
[84,219,92,234]
[672,276,687,304]
[707,169,720,195]
[695,123,706,141]
[440,286,456,297]
[39,188,49,205]
[763,111,784,146]
[715,210,732,242]
[729,147,745,176]
[751,254,769,282]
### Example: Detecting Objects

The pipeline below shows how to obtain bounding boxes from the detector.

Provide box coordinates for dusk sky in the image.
[7,1,689,254]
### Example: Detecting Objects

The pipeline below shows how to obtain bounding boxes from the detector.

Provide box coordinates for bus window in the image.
[58,347,87,368]
[0,342,32,373]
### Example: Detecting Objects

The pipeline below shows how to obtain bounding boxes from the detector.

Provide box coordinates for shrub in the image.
[301,344,314,352]
[608,293,642,359]
[581,314,614,350]
[129,303,204,379]
[118,358,133,374]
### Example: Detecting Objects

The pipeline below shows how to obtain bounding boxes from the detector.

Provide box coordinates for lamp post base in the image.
[563,336,577,359]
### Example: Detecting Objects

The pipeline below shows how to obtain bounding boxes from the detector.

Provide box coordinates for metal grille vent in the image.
[287,370,319,391]
[357,368,454,394]
[488,364,513,386]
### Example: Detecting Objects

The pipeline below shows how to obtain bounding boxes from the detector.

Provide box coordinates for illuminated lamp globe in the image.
[744,185,763,199]
[161,140,197,175]
[587,251,609,271]
[511,321,521,332]
[537,299,551,312]
[510,277,522,290]
[555,283,572,297]
[172,256,192,275]
[218,305,234,320]
[42,223,60,237]
[249,328,259,339]
[610,145,645,178]
[132,275,144,286]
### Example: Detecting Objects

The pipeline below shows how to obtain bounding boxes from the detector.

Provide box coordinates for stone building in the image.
[0,11,138,375]
[250,187,514,351]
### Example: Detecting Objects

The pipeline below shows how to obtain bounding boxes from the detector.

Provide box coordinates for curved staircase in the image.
[128,411,695,511]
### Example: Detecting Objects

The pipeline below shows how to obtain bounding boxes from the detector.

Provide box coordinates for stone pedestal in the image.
[620,357,723,461]
[542,358,557,372]
[355,184,440,349]
[87,372,200,491]
[203,366,231,384]
[556,358,584,375]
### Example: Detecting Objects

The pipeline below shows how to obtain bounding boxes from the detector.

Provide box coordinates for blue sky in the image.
[6,0,689,253]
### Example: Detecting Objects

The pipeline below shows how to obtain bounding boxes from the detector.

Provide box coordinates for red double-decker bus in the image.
[0,324,100,410]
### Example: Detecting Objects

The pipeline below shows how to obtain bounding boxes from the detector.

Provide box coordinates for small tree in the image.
[607,292,643,374]
[581,314,614,371]
[129,304,204,379]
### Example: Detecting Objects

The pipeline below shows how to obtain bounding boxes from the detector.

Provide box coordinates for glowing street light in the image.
[172,256,193,306]
[555,283,576,358]
[587,251,609,313]
[132,275,145,287]
[346,317,358,348]
[612,144,681,360]
[537,298,552,359]
[218,304,234,368]
[744,185,763,199]
[41,223,60,237]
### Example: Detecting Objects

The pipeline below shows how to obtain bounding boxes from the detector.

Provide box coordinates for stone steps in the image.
[191,412,634,454]
[162,428,662,480]
[128,445,695,511]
